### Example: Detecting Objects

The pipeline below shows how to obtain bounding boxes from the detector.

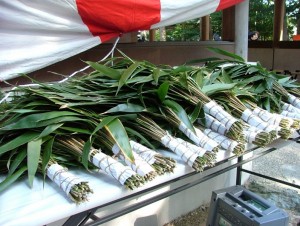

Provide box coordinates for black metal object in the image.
[240,168,300,190]
[63,144,281,226]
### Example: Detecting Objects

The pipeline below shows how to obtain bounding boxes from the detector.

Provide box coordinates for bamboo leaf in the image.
[189,102,202,123]
[8,148,27,176]
[27,139,42,188]
[0,166,27,193]
[1,111,80,130]
[157,82,170,102]
[104,103,144,114]
[42,138,54,177]
[91,116,117,135]
[207,47,245,62]
[192,70,204,88]
[117,62,141,94]
[0,132,39,155]
[105,118,134,162]
[125,127,156,150]
[202,83,236,96]
[37,123,64,139]
[163,99,195,133]
[85,61,121,80]
[82,139,92,169]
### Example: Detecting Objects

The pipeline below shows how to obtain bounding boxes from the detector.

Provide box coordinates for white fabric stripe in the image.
[0,0,100,81]
[152,0,220,28]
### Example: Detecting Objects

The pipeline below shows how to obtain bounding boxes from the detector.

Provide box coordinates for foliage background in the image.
[159,0,300,41]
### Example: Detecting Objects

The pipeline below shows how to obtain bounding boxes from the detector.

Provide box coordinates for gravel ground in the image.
[164,139,300,226]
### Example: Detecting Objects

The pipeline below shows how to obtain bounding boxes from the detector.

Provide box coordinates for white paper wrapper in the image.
[282,102,300,114]
[179,123,203,145]
[47,164,82,195]
[241,109,278,133]
[194,127,219,151]
[288,94,300,109]
[175,138,207,157]
[204,129,239,152]
[90,151,135,185]
[243,129,258,144]
[112,144,155,177]
[253,107,281,126]
[161,133,198,167]
[130,140,156,165]
[204,114,227,135]
[281,110,300,120]
[204,101,237,129]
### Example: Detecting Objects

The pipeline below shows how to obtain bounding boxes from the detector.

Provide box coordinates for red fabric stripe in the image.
[76,0,161,42]
[216,0,244,11]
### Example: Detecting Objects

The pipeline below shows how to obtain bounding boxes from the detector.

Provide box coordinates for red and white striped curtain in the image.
[0,0,243,81]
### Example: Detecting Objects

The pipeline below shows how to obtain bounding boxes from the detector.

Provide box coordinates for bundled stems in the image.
[135,115,207,172]
[45,158,93,204]
[129,140,176,175]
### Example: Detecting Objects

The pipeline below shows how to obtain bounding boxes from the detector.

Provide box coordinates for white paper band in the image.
[288,94,300,109]
[253,107,281,126]
[281,110,300,119]
[205,114,227,135]
[204,129,239,152]
[175,138,207,157]
[194,128,219,151]
[161,134,198,167]
[47,164,81,195]
[130,140,156,165]
[179,123,202,145]
[118,152,154,177]
[282,102,300,114]
[91,152,135,185]
[241,109,277,133]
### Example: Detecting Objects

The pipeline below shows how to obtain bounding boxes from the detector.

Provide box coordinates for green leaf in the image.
[1,111,80,130]
[192,70,204,88]
[91,116,117,135]
[0,166,27,193]
[157,82,170,102]
[202,83,236,96]
[237,75,265,85]
[117,62,141,94]
[104,103,144,114]
[85,61,121,80]
[82,139,92,169]
[220,69,233,84]
[0,132,39,155]
[8,148,27,176]
[163,99,195,133]
[27,139,42,188]
[189,102,202,123]
[207,47,245,62]
[254,83,266,94]
[125,127,156,150]
[105,118,134,162]
[42,138,54,178]
[37,123,64,139]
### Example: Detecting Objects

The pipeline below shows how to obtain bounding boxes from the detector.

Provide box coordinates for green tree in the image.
[166,19,200,41]
[249,0,274,40]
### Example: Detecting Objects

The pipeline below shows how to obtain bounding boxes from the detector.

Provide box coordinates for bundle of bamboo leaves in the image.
[2,49,300,203]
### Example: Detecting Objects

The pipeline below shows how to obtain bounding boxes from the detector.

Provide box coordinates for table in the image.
[0,135,299,226]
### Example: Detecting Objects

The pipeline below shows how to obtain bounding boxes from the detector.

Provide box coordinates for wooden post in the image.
[149,29,156,42]
[273,0,285,47]
[200,15,210,41]
[222,7,235,41]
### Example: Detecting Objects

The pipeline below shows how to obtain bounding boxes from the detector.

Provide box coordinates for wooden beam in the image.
[273,0,285,47]
[200,15,210,41]
[222,6,235,41]
[149,29,156,42]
